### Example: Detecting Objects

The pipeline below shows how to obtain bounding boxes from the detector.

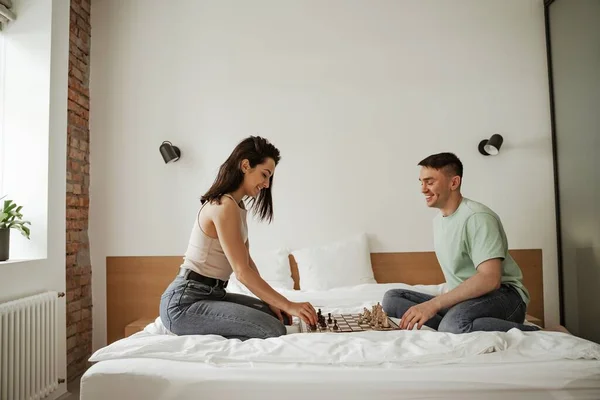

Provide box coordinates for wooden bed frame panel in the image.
[107,249,543,344]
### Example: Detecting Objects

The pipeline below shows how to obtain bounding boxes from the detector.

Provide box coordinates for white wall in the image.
[549,0,600,342]
[90,0,558,349]
[0,0,69,398]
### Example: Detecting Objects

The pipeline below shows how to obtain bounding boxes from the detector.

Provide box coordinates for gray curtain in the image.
[0,0,15,31]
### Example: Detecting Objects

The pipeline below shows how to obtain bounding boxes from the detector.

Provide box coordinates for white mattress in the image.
[82,283,600,400]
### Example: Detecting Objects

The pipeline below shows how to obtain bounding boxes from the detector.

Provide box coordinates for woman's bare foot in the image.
[543,325,571,334]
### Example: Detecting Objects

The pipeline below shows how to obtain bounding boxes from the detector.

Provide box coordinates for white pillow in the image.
[228,248,294,294]
[291,234,376,291]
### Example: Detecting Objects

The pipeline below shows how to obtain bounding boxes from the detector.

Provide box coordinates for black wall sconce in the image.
[478,134,504,156]
[159,141,181,163]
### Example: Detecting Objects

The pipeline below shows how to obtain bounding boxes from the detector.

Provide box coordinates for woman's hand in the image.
[284,301,318,326]
[268,304,293,325]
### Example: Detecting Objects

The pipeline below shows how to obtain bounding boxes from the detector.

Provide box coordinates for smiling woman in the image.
[158,136,318,342]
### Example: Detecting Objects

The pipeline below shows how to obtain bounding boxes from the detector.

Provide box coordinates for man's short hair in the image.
[418,152,463,178]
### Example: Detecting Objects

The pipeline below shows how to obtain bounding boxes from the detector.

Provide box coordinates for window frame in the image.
[0,32,5,196]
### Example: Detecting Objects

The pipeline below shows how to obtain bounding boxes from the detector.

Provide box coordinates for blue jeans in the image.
[159,276,288,341]
[382,284,541,333]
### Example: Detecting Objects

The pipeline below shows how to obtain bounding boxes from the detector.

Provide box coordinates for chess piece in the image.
[376,303,382,319]
[319,315,327,328]
[309,323,317,332]
[327,313,332,324]
[318,309,322,318]
[382,311,390,328]
[333,319,339,331]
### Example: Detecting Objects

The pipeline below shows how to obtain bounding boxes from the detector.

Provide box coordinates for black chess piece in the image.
[319,316,327,328]
[333,319,339,331]
[327,313,332,324]
[309,323,317,331]
[318,308,322,318]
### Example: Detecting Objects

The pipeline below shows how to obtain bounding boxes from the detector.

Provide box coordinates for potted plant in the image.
[0,198,31,261]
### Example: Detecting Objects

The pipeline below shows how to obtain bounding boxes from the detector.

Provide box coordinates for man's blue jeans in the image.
[382,284,541,333]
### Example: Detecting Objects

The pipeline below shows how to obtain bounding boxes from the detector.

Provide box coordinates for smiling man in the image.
[382,152,540,333]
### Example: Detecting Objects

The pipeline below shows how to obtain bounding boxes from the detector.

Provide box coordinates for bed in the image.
[81,248,600,399]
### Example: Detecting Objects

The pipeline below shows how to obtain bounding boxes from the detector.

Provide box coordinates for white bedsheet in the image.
[81,358,600,400]
[82,283,600,400]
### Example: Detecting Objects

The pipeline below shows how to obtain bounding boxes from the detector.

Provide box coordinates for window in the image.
[0,0,15,200]
[0,32,5,196]
[0,1,52,261]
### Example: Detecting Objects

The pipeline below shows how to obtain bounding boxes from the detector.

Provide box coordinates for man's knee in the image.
[382,289,402,311]
[382,289,411,318]
[438,316,472,334]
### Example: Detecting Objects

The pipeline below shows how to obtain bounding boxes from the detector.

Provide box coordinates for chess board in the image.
[299,312,399,333]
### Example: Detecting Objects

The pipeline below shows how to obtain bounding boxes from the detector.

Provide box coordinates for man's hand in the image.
[269,304,293,325]
[400,300,441,330]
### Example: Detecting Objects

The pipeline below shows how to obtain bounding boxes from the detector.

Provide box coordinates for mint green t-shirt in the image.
[433,198,530,305]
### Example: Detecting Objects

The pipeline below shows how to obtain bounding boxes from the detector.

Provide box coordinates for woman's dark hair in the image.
[201,136,281,222]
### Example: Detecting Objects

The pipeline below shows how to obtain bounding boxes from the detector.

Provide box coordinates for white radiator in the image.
[0,291,63,400]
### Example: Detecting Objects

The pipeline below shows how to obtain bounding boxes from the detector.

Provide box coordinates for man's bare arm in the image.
[432,258,502,310]
[399,259,502,330]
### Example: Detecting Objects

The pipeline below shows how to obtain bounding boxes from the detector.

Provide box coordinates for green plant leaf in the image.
[0,199,30,238]
[15,224,30,239]
[6,207,22,216]
[5,203,16,213]
[8,220,30,228]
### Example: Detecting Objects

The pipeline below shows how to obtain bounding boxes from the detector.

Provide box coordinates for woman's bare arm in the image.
[245,240,261,276]
[212,200,291,310]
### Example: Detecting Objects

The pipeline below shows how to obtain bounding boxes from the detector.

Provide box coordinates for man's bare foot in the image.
[543,325,571,334]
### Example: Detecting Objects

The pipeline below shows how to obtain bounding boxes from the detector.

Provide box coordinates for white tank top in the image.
[181,194,248,281]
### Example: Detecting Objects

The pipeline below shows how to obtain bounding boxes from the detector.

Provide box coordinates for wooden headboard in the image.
[106,249,543,344]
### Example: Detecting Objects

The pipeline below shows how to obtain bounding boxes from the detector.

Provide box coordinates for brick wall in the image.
[66,0,92,382]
